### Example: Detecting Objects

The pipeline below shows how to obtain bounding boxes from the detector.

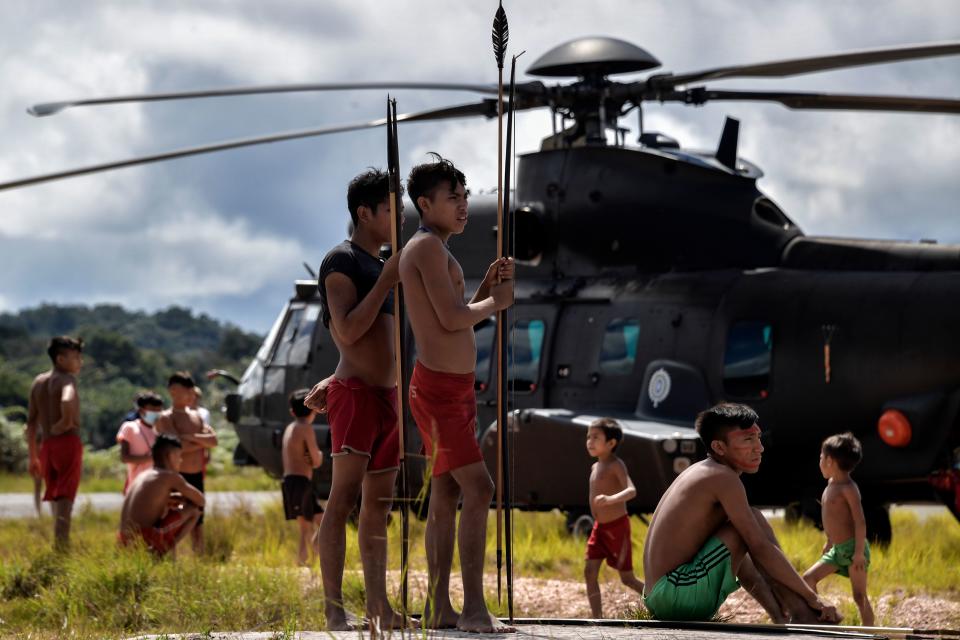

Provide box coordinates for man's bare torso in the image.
[589,457,630,523]
[120,469,182,530]
[156,409,206,474]
[282,421,316,477]
[821,480,857,544]
[332,312,395,387]
[29,369,79,439]
[643,459,734,589]
[400,233,477,373]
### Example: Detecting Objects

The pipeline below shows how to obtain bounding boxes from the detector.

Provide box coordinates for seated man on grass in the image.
[118,434,205,559]
[643,403,841,624]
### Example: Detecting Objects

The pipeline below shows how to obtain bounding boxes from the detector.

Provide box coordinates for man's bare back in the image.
[643,458,734,587]
[400,232,477,373]
[29,369,80,439]
[120,468,204,531]
[155,409,207,474]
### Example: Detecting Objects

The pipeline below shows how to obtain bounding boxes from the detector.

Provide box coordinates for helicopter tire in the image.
[565,511,594,538]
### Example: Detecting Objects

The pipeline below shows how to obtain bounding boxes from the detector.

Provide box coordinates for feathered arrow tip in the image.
[492,1,509,69]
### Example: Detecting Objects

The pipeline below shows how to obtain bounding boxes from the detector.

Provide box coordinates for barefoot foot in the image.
[457,609,516,633]
[422,602,460,629]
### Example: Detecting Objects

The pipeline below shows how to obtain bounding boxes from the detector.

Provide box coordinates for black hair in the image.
[152,433,182,466]
[289,388,313,418]
[347,168,402,227]
[167,371,195,389]
[136,391,164,409]
[695,403,759,450]
[407,153,466,217]
[47,336,83,364]
[589,417,623,452]
[822,432,863,472]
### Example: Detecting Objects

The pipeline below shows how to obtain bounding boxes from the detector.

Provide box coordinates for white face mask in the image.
[143,411,160,426]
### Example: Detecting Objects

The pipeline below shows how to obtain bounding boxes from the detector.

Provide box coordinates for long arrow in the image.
[386,96,410,615]
[500,50,523,624]
[491,0,508,609]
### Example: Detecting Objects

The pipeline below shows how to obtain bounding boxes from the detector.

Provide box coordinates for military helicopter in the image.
[4,36,960,543]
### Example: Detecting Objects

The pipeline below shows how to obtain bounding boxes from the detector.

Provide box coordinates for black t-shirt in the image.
[318,240,394,329]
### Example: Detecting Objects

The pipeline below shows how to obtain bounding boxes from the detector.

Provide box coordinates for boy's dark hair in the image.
[136,391,164,409]
[47,336,83,364]
[822,432,863,472]
[289,388,313,418]
[167,371,195,389]
[152,433,182,466]
[407,153,466,217]
[347,168,403,227]
[695,403,759,449]
[589,417,623,451]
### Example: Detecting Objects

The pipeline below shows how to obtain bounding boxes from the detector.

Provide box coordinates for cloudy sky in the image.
[1,1,957,332]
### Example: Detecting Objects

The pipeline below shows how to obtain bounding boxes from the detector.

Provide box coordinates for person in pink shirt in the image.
[117,391,164,494]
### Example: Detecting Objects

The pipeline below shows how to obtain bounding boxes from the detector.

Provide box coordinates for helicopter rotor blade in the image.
[1,99,525,192]
[650,41,960,89]
[672,88,960,114]
[27,81,545,117]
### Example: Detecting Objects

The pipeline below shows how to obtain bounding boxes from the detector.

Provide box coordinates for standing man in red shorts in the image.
[400,154,514,633]
[26,336,85,551]
[307,168,411,631]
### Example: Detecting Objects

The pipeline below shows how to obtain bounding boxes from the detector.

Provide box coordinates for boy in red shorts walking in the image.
[400,154,514,633]
[584,418,645,617]
[26,336,84,551]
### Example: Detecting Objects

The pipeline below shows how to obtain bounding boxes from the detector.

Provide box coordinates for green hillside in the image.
[0,304,262,450]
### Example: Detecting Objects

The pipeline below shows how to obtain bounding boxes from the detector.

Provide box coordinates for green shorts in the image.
[820,538,871,578]
[644,536,740,621]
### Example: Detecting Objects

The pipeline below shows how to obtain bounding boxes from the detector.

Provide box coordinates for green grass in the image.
[0,505,957,637]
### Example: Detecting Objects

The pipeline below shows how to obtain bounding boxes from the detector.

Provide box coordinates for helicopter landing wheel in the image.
[565,511,594,538]
[863,502,892,547]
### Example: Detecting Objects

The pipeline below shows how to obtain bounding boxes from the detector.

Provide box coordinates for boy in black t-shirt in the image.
[305,169,414,631]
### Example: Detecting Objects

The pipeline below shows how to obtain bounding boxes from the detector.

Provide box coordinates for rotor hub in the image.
[527,36,661,78]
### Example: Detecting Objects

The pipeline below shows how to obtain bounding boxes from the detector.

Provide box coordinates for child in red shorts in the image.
[584,418,645,618]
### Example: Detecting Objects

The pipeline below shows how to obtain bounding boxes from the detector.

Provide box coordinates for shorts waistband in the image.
[332,377,397,394]
[596,514,630,528]
[413,361,475,383]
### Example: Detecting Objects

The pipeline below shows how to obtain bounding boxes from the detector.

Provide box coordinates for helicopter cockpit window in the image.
[271,303,321,367]
[599,318,640,375]
[509,319,545,393]
[723,321,773,397]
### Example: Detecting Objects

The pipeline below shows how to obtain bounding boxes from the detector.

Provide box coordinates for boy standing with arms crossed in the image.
[400,154,514,633]
[155,371,217,553]
[281,389,324,566]
[584,418,645,618]
[309,169,409,631]
[803,433,874,625]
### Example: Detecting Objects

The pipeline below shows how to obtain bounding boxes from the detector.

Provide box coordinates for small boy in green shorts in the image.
[803,432,874,626]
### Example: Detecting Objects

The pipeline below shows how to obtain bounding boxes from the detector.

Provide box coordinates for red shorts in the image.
[118,510,185,556]
[40,432,83,502]
[586,514,633,571]
[326,377,399,473]
[409,362,483,477]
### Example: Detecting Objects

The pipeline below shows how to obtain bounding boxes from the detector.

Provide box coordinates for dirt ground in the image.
[337,571,960,630]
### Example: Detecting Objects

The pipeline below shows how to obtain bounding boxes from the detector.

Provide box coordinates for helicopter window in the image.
[509,319,545,393]
[271,303,321,366]
[599,318,640,376]
[474,317,495,390]
[257,305,289,362]
[723,321,773,397]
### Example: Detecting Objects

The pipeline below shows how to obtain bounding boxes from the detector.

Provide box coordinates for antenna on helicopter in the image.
[302,262,317,279]
[716,117,740,171]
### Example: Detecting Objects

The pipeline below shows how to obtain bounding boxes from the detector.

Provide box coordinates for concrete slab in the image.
[129,621,893,640]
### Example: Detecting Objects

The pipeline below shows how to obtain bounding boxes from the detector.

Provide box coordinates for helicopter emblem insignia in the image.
[648,368,672,408]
